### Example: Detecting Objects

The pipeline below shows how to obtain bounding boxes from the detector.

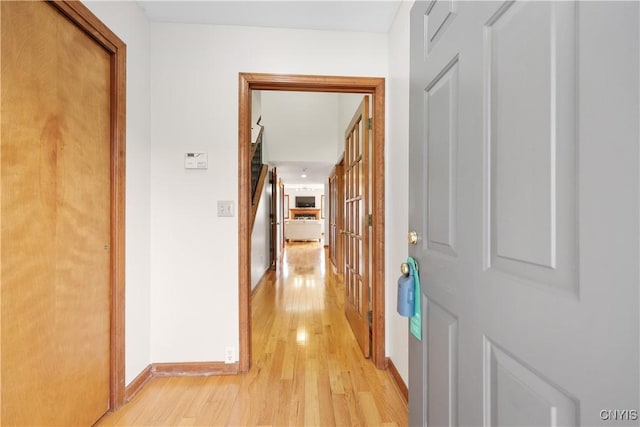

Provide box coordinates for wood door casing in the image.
[270,168,278,269]
[279,180,285,254]
[328,160,344,274]
[238,73,386,371]
[343,96,370,358]
[0,1,127,423]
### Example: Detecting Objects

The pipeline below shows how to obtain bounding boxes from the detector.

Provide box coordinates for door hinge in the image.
[367,214,372,226]
[366,118,372,130]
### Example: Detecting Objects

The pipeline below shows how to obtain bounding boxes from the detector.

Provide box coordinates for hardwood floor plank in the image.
[331,393,352,427]
[273,379,293,426]
[358,392,383,427]
[96,243,407,426]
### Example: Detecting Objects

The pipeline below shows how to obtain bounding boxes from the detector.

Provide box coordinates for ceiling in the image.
[137,1,402,33]
[273,161,333,187]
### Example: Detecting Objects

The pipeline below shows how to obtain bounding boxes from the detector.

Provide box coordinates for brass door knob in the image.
[408,231,418,245]
[400,262,410,276]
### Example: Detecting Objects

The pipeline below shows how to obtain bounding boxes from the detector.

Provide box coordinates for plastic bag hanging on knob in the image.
[397,270,415,317]
[407,257,422,341]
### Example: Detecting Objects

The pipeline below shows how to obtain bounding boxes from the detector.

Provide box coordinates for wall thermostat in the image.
[184,152,208,169]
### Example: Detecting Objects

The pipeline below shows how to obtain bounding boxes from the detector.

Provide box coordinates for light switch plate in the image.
[217,200,234,217]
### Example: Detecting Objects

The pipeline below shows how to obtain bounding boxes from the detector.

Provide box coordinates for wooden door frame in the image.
[279,180,285,254]
[328,156,345,275]
[270,167,278,269]
[47,1,127,410]
[238,73,386,370]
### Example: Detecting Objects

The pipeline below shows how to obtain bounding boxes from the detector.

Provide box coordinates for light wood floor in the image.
[96,243,408,426]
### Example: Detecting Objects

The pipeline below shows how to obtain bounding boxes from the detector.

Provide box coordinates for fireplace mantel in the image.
[289,208,320,219]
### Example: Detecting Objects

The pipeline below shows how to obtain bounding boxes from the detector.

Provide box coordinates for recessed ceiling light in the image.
[301,173,307,178]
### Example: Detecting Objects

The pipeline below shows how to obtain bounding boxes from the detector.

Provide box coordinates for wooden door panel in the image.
[270,168,278,268]
[328,160,344,274]
[343,96,370,358]
[1,2,111,425]
[487,1,578,292]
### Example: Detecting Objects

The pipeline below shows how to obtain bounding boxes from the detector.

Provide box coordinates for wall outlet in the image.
[224,346,235,364]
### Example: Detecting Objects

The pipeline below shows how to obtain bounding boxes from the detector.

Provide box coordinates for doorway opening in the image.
[238,73,386,370]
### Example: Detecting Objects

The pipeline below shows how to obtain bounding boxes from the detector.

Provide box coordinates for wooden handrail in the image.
[250,126,264,159]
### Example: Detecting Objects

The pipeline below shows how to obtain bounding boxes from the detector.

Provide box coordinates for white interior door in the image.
[409,1,639,425]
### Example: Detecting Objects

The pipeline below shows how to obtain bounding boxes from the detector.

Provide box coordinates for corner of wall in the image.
[385,0,412,386]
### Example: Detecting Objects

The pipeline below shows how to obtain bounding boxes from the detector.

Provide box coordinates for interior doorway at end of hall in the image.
[238,73,386,371]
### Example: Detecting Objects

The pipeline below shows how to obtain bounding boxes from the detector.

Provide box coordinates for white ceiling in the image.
[273,161,333,186]
[137,1,402,33]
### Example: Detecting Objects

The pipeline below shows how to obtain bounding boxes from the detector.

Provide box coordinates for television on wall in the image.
[295,196,316,208]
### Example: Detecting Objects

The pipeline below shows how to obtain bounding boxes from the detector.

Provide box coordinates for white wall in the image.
[262,91,340,164]
[84,1,151,385]
[150,23,387,363]
[386,0,412,384]
[87,1,410,386]
[286,188,324,211]
[251,90,262,127]
[251,175,271,290]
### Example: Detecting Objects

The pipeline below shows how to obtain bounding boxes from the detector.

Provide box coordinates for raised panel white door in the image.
[409,1,639,426]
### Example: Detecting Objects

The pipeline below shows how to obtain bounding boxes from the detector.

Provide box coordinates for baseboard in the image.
[124,361,239,402]
[151,361,240,376]
[125,364,152,402]
[251,268,274,297]
[386,357,408,403]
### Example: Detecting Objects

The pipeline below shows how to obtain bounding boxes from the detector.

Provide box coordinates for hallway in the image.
[97,243,408,426]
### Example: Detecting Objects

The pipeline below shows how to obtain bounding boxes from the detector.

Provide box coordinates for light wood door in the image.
[1,1,112,425]
[270,167,278,269]
[328,160,344,273]
[279,181,285,253]
[343,96,371,358]
[409,1,639,426]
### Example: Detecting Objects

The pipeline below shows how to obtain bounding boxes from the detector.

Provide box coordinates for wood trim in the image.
[241,73,386,93]
[289,208,321,219]
[251,269,274,297]
[125,361,241,402]
[238,74,252,372]
[270,167,278,269]
[344,303,370,357]
[336,161,343,275]
[250,142,259,160]
[329,158,344,275]
[386,358,408,403]
[124,365,152,403]
[49,1,127,410]
[238,73,386,371]
[284,194,290,219]
[1,6,5,424]
[371,79,386,369]
[152,362,240,376]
